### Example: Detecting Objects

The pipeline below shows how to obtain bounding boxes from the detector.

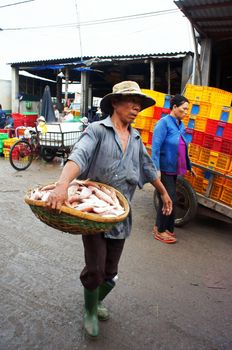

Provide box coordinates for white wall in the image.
[0,80,11,111]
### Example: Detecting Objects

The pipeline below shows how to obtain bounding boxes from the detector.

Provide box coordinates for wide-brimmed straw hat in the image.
[100,81,156,115]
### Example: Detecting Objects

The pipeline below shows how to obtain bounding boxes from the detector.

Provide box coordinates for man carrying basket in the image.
[46,81,172,338]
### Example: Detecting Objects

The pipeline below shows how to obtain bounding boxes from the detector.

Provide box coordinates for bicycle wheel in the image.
[9,140,33,171]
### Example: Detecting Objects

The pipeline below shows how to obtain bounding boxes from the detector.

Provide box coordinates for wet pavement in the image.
[0,157,232,350]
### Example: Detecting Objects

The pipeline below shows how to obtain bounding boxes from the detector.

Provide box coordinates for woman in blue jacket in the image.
[152,94,194,244]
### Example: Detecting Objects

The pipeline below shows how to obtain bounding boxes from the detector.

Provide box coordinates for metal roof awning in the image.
[174,0,232,41]
[9,52,192,68]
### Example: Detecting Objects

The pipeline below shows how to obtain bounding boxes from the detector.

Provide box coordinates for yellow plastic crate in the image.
[184,84,203,102]
[213,175,225,186]
[184,171,195,185]
[134,116,152,130]
[209,105,230,121]
[210,183,223,201]
[141,89,166,108]
[140,130,149,144]
[182,115,190,128]
[195,116,207,132]
[192,175,205,194]
[215,153,231,174]
[220,186,232,206]
[3,137,19,148]
[188,144,202,163]
[198,147,210,166]
[199,102,211,117]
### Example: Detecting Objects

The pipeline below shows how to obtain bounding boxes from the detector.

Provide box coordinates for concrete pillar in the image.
[80,70,89,117]
[200,38,212,86]
[11,67,19,113]
[150,60,155,90]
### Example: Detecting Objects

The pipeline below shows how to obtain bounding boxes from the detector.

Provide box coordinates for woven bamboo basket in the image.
[24,182,130,235]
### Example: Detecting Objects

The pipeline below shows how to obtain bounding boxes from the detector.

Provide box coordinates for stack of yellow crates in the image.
[184,84,232,206]
[133,89,171,151]
[3,138,19,158]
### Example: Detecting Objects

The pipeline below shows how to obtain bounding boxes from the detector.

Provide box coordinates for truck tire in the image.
[153,176,198,227]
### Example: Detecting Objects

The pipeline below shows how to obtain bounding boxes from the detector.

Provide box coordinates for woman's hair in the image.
[170,94,189,110]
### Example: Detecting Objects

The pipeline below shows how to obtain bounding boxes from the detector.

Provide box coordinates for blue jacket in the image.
[152,114,191,173]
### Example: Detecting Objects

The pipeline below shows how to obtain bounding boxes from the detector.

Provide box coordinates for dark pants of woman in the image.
[156,173,177,233]
[80,234,125,290]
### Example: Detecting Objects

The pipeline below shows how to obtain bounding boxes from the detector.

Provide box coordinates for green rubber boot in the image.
[98,281,115,321]
[84,287,99,338]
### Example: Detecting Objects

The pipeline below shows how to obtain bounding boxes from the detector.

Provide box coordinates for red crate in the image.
[202,134,222,152]
[148,132,153,145]
[205,119,226,137]
[223,124,232,140]
[192,131,204,146]
[153,106,162,120]
[221,139,232,155]
[24,114,38,127]
[12,113,25,128]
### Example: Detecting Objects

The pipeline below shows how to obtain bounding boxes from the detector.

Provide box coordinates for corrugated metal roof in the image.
[9,51,192,67]
[174,0,232,39]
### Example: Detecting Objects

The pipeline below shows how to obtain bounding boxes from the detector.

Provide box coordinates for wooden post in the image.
[200,38,212,86]
[167,61,171,95]
[80,70,90,117]
[150,59,155,90]
[64,68,69,104]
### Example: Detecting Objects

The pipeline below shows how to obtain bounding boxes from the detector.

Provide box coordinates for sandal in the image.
[166,230,175,237]
[153,226,176,238]
[154,231,177,244]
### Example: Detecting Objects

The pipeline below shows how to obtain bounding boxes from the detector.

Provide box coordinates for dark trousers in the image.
[80,234,125,290]
[156,173,177,233]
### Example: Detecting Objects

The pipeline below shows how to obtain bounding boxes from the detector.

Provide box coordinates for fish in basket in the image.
[24,179,130,235]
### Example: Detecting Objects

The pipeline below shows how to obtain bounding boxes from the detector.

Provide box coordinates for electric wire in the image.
[0,0,35,8]
[2,8,179,31]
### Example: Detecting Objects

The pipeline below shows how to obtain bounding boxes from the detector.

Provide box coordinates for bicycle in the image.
[9,128,56,171]
[9,123,83,171]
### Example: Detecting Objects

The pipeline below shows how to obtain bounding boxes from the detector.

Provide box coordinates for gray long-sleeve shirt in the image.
[68,116,158,239]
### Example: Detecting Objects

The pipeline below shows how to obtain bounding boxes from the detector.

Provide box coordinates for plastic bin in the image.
[192,131,204,146]
[140,130,149,144]
[202,134,222,152]
[153,107,162,120]
[188,143,201,162]
[205,119,226,137]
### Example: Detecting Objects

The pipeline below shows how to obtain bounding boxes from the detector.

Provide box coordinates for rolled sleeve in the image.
[68,124,100,174]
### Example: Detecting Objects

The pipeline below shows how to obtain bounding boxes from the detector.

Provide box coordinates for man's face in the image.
[112,95,142,123]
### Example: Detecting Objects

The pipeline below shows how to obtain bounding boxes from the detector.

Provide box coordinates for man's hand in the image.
[160,192,173,216]
[46,182,68,210]
[45,161,81,210]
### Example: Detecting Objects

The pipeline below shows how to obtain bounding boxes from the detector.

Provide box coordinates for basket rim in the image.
[24,181,130,224]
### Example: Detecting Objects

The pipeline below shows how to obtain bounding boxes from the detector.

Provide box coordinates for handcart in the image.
[154,163,232,226]
[9,122,83,171]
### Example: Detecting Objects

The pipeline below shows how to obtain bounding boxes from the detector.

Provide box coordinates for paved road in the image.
[0,158,231,350]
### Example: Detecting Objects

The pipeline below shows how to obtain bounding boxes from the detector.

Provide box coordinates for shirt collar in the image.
[99,116,140,139]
